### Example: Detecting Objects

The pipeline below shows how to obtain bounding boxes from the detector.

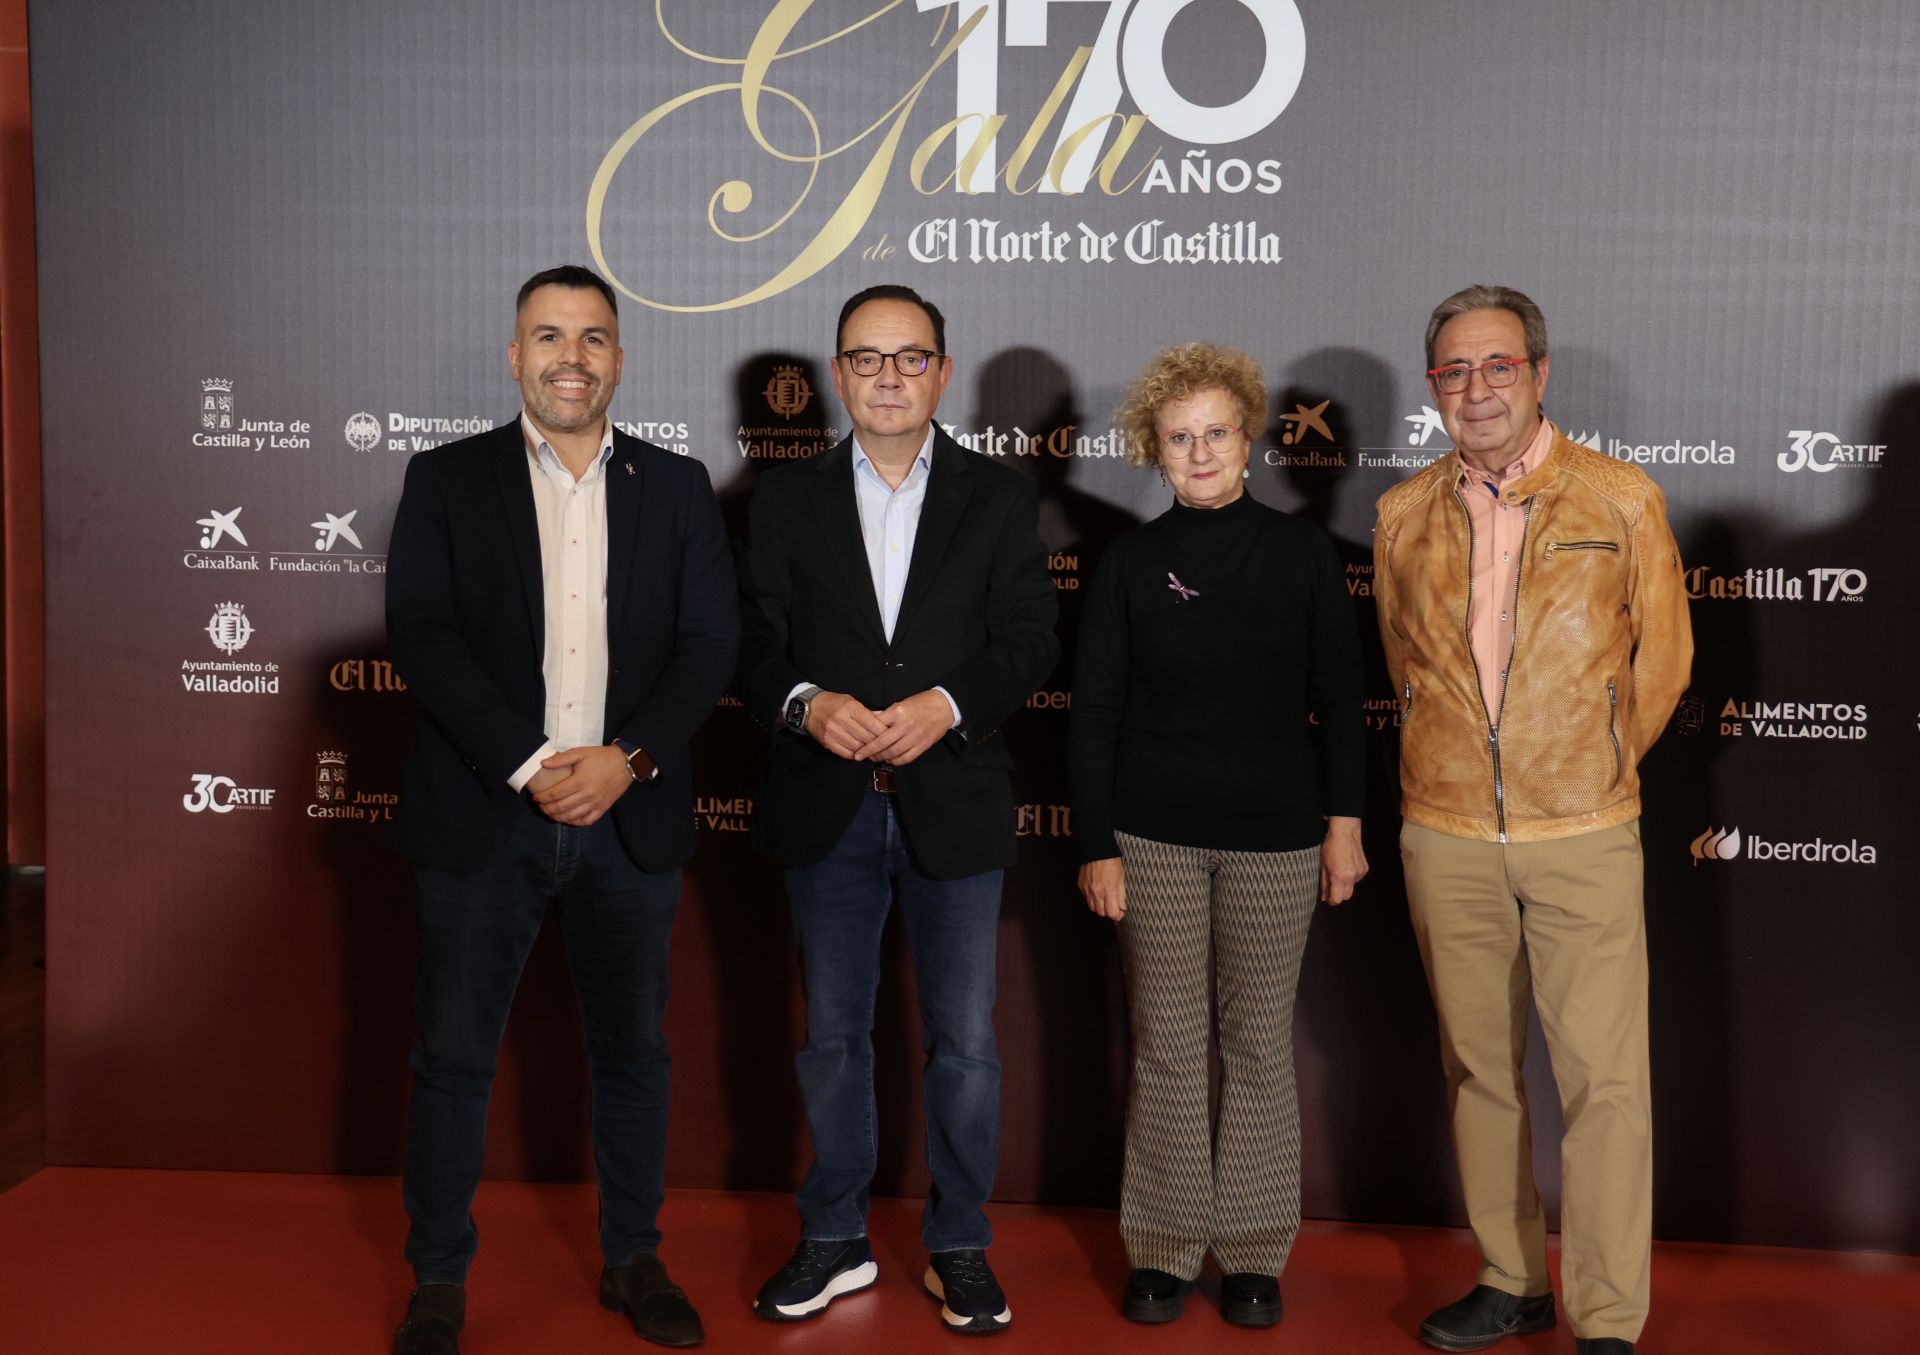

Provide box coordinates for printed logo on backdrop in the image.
[328,658,408,694]
[191,378,313,450]
[696,795,753,833]
[344,412,382,453]
[308,750,399,823]
[1690,824,1877,867]
[1016,803,1074,838]
[1048,552,1079,592]
[1566,427,1738,468]
[945,422,1126,460]
[182,773,275,814]
[1265,401,1343,468]
[1354,407,1447,470]
[184,509,385,576]
[1779,430,1886,474]
[616,420,695,455]
[740,359,837,460]
[185,603,280,695]
[587,1,1307,312]
[1675,694,1869,741]
[1685,565,1868,602]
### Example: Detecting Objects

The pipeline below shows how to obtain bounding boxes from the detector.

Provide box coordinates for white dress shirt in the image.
[507,413,615,791]
[786,429,961,730]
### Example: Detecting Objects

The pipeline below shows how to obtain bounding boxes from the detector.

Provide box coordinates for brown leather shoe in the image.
[600,1255,705,1348]
[392,1283,464,1355]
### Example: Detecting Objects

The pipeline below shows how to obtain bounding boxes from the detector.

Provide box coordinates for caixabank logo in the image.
[1690,824,1877,867]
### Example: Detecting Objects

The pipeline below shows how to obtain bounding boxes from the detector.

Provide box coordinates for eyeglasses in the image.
[1427,357,1535,395]
[840,347,944,377]
[1159,424,1242,457]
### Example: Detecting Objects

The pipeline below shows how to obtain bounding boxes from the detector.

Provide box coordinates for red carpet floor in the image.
[0,1168,1914,1353]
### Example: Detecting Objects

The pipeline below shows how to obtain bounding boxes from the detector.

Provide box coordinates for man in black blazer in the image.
[384,266,736,1354]
[736,284,1058,1335]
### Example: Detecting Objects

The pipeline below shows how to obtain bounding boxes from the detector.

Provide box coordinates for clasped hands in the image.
[807,689,952,766]
[527,745,636,826]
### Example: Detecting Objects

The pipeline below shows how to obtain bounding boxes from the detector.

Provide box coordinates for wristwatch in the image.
[785,685,821,736]
[611,738,659,784]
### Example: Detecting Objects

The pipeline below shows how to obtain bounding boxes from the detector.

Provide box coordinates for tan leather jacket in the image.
[1373,427,1692,843]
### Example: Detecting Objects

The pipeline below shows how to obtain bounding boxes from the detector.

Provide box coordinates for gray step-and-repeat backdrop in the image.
[32,2,1917,1252]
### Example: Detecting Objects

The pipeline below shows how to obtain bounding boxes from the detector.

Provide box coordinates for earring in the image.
[1158,466,1168,488]
[1242,466,1251,480]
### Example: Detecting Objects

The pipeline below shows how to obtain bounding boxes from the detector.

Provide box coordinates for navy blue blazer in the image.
[735,427,1059,878]
[385,418,739,872]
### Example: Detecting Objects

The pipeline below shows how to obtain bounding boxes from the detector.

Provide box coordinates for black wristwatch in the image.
[611,738,659,784]
[784,684,821,736]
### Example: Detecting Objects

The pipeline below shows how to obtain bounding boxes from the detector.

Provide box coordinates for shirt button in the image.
[1502,551,1510,561]
[568,647,576,654]
[1499,611,1509,622]
[563,702,573,710]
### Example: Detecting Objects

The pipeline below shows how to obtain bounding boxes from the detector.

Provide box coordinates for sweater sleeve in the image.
[1068,542,1130,861]
[1305,528,1367,818]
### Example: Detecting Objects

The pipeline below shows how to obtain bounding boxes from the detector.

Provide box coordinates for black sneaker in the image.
[924,1249,1012,1335]
[753,1237,878,1322]
[1420,1285,1556,1351]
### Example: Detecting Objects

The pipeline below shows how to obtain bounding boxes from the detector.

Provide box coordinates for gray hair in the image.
[1424,284,1548,369]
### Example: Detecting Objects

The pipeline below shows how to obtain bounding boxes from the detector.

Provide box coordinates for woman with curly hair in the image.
[1070,342,1367,1328]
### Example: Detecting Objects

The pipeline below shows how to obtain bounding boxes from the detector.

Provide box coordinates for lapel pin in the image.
[624,461,635,475]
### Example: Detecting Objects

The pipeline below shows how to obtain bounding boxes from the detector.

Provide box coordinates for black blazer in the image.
[735,427,1059,878]
[386,419,738,872]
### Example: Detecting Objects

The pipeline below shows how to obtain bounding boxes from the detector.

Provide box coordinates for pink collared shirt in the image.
[1458,417,1554,725]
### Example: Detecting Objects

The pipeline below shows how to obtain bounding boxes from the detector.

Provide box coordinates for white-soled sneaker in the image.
[924,1249,1011,1335]
[753,1237,878,1321]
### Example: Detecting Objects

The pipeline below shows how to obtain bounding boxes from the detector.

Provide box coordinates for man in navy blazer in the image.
[384,265,736,1354]
[736,285,1058,1334]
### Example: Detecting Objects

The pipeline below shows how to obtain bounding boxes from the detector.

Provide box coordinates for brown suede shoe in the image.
[392,1283,464,1355]
[600,1255,705,1348]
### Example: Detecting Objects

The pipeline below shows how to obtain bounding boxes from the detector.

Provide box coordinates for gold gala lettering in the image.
[587,1,1155,313]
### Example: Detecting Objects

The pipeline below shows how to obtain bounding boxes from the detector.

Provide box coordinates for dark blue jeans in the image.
[785,789,1004,1252]
[401,808,680,1284]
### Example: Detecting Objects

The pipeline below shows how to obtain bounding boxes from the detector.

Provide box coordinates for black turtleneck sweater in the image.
[1069,491,1365,860]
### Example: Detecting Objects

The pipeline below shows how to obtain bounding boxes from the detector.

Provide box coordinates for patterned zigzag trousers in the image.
[1114,831,1320,1279]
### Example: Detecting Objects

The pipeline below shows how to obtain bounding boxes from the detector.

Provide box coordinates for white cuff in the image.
[507,740,559,792]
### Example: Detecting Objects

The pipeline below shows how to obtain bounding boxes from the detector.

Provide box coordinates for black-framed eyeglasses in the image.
[1427,357,1535,395]
[840,347,944,377]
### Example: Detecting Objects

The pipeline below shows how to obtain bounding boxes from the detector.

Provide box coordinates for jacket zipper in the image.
[1544,540,1619,557]
[1455,484,1532,843]
[1607,680,1621,784]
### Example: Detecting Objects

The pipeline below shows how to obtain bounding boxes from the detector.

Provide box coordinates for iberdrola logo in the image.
[1689,825,1741,866]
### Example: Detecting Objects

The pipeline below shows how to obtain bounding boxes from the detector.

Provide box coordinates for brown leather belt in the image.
[870,765,896,794]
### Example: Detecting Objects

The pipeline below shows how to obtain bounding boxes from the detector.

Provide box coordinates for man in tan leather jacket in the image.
[1373,286,1691,1355]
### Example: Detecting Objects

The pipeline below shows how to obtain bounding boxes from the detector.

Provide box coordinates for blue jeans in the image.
[785,790,1004,1252]
[401,808,681,1283]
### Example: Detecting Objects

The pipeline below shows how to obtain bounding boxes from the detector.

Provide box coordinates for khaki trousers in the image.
[1401,820,1651,1342]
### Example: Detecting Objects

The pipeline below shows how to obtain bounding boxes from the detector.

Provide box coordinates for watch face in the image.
[786,697,806,729]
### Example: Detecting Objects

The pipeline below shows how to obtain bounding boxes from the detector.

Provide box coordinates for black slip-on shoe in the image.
[600,1255,705,1348]
[1121,1268,1194,1323]
[1420,1284,1556,1351]
[1221,1272,1284,1328]
[392,1283,464,1355]
[1574,1340,1635,1354]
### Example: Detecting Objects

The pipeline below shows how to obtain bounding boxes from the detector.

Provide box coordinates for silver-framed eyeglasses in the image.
[840,347,944,377]
[1427,357,1535,395]
[1159,423,1243,458]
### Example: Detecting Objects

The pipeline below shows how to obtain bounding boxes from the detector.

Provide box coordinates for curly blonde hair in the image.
[1115,342,1268,468]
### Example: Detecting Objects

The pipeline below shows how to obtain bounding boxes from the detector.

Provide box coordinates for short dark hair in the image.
[835,283,946,355]
[1424,284,1545,370]
[516,265,617,318]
